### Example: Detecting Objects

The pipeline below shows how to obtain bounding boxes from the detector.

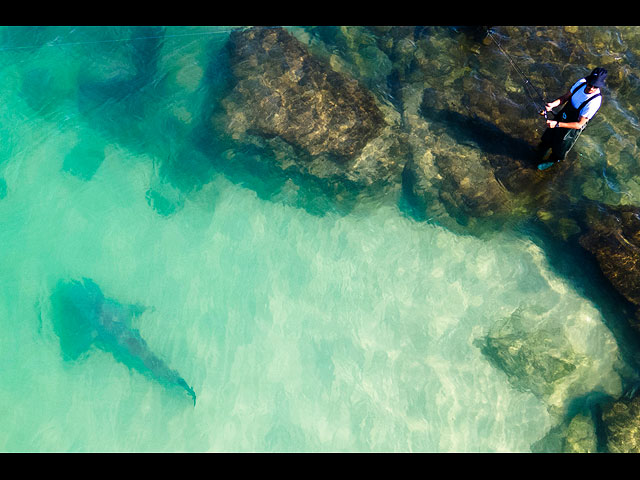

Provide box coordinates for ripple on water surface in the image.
[0,26,635,452]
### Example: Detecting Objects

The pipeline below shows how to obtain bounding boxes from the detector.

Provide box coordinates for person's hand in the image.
[546,119,559,128]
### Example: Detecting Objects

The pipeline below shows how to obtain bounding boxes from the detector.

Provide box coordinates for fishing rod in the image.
[486,29,551,120]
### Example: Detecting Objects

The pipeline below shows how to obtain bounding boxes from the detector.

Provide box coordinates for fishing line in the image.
[0,26,285,53]
[486,29,550,119]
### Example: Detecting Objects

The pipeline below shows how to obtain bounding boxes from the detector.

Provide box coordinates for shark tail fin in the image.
[176,377,197,406]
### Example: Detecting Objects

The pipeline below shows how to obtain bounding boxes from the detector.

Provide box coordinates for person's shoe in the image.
[537,161,555,171]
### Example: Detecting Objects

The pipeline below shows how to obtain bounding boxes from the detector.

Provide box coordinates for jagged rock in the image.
[531,413,598,453]
[400,112,526,232]
[434,138,511,220]
[224,27,384,159]
[400,79,551,232]
[564,413,599,453]
[579,203,640,329]
[220,26,407,190]
[399,84,514,230]
[601,393,640,452]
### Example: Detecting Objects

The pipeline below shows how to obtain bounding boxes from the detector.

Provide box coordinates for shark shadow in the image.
[49,278,196,405]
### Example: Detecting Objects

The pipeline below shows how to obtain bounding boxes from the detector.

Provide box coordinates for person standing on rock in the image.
[537,67,607,170]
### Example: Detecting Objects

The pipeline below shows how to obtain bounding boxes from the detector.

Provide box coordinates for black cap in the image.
[585,67,607,88]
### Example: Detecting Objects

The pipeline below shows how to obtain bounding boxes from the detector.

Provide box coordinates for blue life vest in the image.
[557,81,601,125]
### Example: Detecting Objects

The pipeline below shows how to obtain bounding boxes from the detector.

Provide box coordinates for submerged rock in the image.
[601,393,640,452]
[476,304,624,416]
[219,26,406,192]
[225,26,384,158]
[403,128,514,229]
[532,412,599,453]
[398,83,521,232]
[396,53,551,232]
[564,413,599,453]
[579,203,640,329]
[477,308,583,402]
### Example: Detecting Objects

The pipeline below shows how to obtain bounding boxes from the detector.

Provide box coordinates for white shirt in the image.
[569,78,602,119]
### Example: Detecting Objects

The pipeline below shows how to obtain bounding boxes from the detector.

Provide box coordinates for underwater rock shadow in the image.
[72,30,232,217]
[399,105,545,232]
[422,107,540,168]
[192,121,363,219]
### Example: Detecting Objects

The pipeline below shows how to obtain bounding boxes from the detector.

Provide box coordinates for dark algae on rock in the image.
[224,27,385,160]
[579,203,640,329]
[601,392,640,453]
[215,26,410,216]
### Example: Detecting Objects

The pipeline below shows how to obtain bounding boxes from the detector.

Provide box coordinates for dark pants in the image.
[538,126,583,163]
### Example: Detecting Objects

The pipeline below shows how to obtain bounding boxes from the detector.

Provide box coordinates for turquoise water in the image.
[0,26,635,452]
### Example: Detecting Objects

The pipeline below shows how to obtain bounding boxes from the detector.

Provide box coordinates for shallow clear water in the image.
[0,26,635,452]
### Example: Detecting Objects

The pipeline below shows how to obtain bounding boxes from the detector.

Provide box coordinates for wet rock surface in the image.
[579,203,640,329]
[219,26,409,195]
[601,393,640,453]
[224,27,385,160]
[532,412,599,453]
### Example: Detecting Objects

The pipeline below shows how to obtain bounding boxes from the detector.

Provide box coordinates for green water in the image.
[0,26,634,452]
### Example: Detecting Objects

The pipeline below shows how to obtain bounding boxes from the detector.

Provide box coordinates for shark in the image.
[49,277,196,405]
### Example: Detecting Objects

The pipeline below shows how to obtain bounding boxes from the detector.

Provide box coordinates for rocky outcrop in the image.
[224,27,385,160]
[218,26,410,194]
[219,26,563,226]
[395,48,551,232]
[579,203,640,329]
[402,130,514,229]
[601,393,640,453]
[564,413,599,453]
[532,412,599,453]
